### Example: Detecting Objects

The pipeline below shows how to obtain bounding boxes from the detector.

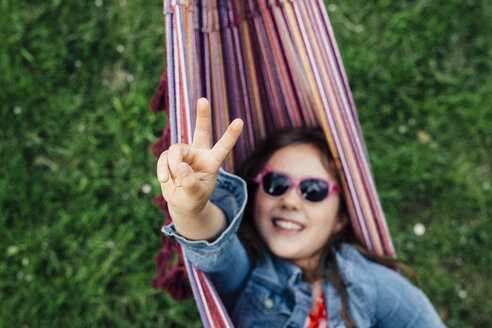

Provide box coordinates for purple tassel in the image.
[151,128,171,160]
[149,71,169,114]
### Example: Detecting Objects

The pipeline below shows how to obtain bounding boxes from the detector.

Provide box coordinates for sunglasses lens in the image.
[262,172,291,196]
[300,179,329,202]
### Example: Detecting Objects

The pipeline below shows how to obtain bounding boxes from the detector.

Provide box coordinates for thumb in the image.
[175,162,202,196]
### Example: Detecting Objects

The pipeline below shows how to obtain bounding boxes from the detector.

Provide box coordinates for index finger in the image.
[192,98,212,149]
[210,118,244,167]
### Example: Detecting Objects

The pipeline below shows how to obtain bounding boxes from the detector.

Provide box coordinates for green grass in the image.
[1,0,491,327]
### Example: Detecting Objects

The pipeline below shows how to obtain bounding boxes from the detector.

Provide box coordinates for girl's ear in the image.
[333,213,348,234]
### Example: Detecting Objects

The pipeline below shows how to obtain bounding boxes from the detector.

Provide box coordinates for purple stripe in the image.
[166,12,177,144]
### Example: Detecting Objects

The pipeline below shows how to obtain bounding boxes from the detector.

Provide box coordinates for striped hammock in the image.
[153,0,396,326]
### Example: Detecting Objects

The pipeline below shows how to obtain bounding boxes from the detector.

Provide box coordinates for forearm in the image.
[161,169,250,301]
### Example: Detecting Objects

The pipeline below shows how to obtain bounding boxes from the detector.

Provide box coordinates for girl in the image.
[157,98,446,327]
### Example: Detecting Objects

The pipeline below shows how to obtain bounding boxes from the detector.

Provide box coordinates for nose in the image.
[280,186,302,211]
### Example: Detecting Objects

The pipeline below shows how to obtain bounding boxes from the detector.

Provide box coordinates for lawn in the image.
[1,0,490,327]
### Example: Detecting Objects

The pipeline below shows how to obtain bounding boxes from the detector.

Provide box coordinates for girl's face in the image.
[254,143,345,272]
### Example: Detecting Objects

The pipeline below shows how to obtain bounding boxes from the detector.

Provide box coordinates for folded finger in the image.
[176,162,202,197]
[159,175,177,202]
[157,152,178,201]
[157,150,170,183]
[167,143,190,179]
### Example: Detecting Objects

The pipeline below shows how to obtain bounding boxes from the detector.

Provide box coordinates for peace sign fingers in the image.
[192,98,212,149]
[157,97,243,230]
[191,97,244,171]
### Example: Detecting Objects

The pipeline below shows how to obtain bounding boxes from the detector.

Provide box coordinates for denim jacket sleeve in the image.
[161,168,251,301]
[338,244,446,327]
[373,265,446,328]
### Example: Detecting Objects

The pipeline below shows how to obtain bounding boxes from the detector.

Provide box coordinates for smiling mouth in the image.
[272,218,305,232]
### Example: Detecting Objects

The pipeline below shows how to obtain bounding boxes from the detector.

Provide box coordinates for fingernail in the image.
[178,163,189,176]
[158,173,167,182]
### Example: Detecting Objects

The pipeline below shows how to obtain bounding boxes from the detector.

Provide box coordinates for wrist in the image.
[170,201,227,241]
[168,201,207,222]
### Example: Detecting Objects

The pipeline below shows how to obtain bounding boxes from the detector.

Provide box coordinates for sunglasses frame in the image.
[253,166,340,202]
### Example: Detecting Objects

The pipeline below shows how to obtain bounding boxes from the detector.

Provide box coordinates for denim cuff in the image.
[161,168,248,256]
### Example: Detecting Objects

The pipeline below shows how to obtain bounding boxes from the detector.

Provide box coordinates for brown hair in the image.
[237,127,418,328]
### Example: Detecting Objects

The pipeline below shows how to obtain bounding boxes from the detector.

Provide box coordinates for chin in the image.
[269,244,299,261]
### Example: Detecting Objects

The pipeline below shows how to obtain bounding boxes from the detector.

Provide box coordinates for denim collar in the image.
[253,244,359,288]
[252,252,312,292]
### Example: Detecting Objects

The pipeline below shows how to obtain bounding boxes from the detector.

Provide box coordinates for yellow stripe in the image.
[242,20,266,139]
[212,8,232,169]
[285,4,323,122]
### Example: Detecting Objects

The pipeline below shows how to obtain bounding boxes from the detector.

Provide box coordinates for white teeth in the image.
[274,219,303,231]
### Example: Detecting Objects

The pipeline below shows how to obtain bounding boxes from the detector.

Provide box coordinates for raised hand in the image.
[157,98,243,237]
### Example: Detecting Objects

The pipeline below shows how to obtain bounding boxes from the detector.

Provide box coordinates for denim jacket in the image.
[162,169,446,328]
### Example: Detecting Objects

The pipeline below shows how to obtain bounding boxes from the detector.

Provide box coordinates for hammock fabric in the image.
[151,0,396,326]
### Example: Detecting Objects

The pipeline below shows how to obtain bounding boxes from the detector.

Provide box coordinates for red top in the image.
[304,291,328,328]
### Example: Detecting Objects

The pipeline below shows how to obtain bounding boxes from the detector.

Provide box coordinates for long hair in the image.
[237,127,418,328]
